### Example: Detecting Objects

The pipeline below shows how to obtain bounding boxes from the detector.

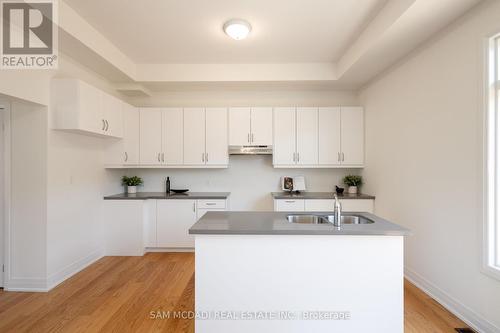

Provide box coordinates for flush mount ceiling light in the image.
[223,19,252,40]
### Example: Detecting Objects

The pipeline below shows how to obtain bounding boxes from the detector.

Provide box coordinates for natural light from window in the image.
[485,34,500,278]
[497,37,500,268]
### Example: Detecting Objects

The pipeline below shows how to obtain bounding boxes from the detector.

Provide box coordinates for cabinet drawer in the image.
[275,199,305,211]
[197,199,226,209]
[197,208,227,220]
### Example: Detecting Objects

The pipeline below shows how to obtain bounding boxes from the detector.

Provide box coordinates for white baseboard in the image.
[46,249,104,291]
[405,267,500,333]
[5,277,48,292]
[145,247,194,253]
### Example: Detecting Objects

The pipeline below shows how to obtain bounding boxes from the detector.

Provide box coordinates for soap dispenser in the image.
[166,177,171,193]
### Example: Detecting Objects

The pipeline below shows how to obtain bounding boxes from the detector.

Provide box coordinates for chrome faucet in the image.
[333,193,342,227]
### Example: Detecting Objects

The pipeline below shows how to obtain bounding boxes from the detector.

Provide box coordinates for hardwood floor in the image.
[0,253,470,332]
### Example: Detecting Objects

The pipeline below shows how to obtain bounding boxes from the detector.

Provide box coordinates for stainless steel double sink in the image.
[286,214,374,225]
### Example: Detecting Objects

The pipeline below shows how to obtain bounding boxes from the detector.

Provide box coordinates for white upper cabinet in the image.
[104,102,140,166]
[77,80,102,134]
[274,106,364,168]
[102,93,124,138]
[229,107,251,145]
[52,79,123,138]
[206,108,228,166]
[296,107,318,165]
[250,107,273,145]
[318,107,341,165]
[139,108,184,166]
[162,108,183,165]
[340,107,364,166]
[139,108,163,165]
[122,104,140,165]
[104,103,360,169]
[229,107,273,146]
[184,108,206,165]
[135,107,228,168]
[274,107,318,167]
[273,107,297,166]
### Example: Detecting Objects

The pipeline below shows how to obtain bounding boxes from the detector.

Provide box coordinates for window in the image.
[485,34,500,279]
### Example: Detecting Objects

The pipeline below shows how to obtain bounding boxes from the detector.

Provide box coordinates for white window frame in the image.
[483,34,500,280]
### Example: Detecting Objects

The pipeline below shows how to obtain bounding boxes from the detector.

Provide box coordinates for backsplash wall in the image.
[106,155,361,210]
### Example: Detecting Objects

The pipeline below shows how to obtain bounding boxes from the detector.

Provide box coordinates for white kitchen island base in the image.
[195,234,404,333]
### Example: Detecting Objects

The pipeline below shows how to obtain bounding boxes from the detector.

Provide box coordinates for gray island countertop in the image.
[104,192,230,200]
[189,211,409,236]
[271,192,375,200]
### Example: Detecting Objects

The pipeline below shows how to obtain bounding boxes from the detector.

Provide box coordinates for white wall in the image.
[359,1,500,331]
[0,109,4,287]
[110,156,359,211]
[9,102,48,289]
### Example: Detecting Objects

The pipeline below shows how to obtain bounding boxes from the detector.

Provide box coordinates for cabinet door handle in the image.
[157,153,161,162]
[206,202,216,206]
[193,202,196,212]
[105,120,109,131]
[202,153,205,162]
[102,119,106,130]
[247,133,250,143]
[338,152,340,162]
[285,200,296,203]
[124,152,128,162]
[161,153,165,162]
[251,133,254,143]
[206,153,209,163]
[297,152,300,162]
[342,153,345,162]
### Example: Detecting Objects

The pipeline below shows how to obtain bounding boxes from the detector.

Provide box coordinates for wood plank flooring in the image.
[0,253,470,332]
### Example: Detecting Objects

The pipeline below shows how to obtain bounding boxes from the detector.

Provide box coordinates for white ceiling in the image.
[63,0,387,64]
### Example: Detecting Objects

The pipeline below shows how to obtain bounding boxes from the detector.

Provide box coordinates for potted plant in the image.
[122,176,143,194]
[343,175,363,194]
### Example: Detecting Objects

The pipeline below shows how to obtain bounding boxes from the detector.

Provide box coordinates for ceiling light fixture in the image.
[223,19,251,40]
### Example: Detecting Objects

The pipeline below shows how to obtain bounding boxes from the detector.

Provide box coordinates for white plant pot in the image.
[127,186,137,194]
[348,186,358,194]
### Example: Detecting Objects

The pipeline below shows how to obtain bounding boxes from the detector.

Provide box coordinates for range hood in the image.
[229,145,273,155]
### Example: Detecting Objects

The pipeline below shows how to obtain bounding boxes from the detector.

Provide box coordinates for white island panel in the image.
[195,234,403,333]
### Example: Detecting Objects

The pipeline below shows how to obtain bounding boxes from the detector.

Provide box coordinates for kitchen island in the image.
[189,211,409,333]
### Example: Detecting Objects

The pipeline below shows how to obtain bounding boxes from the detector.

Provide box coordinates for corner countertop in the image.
[104,192,230,200]
[189,211,409,236]
[271,192,375,200]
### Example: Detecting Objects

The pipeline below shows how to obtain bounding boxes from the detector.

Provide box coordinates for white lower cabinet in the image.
[275,199,374,213]
[157,200,197,248]
[103,200,146,256]
[103,198,228,255]
[151,199,227,249]
[144,199,158,247]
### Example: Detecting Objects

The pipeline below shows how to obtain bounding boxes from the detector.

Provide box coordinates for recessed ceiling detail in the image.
[60,0,482,89]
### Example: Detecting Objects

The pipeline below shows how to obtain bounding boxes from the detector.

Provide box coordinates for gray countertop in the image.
[189,211,409,236]
[271,192,375,200]
[104,192,230,200]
